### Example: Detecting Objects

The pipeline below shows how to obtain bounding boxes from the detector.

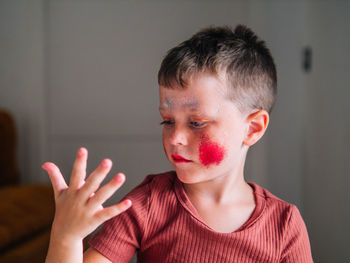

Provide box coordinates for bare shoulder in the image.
[83,248,112,263]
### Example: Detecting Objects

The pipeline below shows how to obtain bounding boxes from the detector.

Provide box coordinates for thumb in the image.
[42,162,68,200]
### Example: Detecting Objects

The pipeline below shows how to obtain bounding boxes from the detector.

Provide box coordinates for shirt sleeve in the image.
[88,175,152,263]
[280,205,313,263]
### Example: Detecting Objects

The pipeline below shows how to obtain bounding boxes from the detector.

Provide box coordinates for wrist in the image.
[50,220,84,244]
[46,228,84,263]
[50,232,83,248]
[46,237,83,263]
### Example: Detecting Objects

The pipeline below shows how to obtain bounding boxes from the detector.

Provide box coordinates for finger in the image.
[80,158,112,198]
[69,147,88,189]
[95,199,132,223]
[88,173,126,208]
[42,162,68,200]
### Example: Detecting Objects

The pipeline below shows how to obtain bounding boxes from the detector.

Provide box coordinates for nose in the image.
[169,125,188,146]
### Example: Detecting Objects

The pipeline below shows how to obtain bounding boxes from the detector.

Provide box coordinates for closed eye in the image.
[160,120,175,126]
[190,121,206,128]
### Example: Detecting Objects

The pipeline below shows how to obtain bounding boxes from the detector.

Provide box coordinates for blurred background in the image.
[0,0,349,262]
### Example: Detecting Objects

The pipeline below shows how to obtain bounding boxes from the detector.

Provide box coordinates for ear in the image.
[243,110,269,146]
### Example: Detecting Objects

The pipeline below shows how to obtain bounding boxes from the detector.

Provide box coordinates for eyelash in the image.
[160,120,206,128]
[160,120,174,126]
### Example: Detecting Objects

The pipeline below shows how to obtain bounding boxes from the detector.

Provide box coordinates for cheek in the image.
[162,129,170,147]
[199,134,226,167]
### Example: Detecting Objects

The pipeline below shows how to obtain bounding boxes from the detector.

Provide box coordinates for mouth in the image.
[171,154,192,163]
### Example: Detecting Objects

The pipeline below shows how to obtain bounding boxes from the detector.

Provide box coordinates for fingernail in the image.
[78,147,87,157]
[123,199,132,207]
[101,159,112,168]
[42,162,50,170]
[115,173,125,183]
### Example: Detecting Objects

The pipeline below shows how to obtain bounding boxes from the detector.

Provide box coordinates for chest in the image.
[141,196,283,262]
[141,212,280,263]
[194,203,256,233]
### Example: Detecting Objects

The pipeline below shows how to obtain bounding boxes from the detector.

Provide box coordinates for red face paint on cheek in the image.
[199,134,225,167]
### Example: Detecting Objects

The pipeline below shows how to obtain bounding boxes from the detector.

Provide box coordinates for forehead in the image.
[160,96,198,110]
[159,73,228,111]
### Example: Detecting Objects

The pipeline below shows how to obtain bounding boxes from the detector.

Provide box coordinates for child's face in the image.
[159,73,249,184]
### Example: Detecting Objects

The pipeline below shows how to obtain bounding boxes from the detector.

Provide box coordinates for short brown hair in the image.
[158,25,277,113]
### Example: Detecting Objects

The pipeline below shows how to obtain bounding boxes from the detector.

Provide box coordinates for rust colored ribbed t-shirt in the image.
[89,171,313,262]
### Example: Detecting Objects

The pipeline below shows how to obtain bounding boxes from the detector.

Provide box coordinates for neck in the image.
[183,156,252,205]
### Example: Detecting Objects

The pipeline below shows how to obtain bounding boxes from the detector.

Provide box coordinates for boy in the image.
[43,25,313,262]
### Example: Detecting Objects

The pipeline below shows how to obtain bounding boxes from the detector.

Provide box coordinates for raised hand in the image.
[43,147,132,263]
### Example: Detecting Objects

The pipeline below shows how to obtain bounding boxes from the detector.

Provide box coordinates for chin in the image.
[174,169,208,184]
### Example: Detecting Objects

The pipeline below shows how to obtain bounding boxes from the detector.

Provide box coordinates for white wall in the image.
[303,1,350,262]
[0,0,47,183]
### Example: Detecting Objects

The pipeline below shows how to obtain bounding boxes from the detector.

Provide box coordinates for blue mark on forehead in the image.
[162,97,199,110]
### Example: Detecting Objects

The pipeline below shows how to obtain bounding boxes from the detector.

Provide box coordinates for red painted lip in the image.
[171,154,192,163]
